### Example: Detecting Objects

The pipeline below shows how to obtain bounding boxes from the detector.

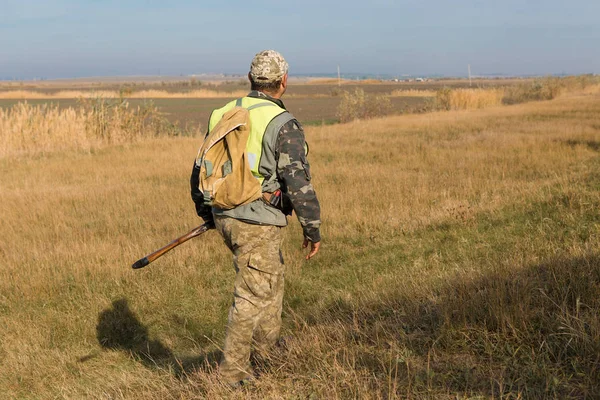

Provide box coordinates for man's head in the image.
[249,50,288,98]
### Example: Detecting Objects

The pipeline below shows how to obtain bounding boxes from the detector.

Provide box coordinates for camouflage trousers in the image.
[214,215,285,384]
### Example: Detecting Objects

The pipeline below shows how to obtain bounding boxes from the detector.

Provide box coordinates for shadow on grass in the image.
[299,254,600,399]
[96,298,220,378]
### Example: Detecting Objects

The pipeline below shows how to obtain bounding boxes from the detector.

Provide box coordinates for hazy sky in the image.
[1,0,599,79]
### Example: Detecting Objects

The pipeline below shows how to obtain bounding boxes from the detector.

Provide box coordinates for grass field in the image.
[0,79,518,128]
[0,95,427,130]
[1,87,599,398]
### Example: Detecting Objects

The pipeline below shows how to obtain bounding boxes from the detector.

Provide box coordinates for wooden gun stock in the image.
[131,222,213,269]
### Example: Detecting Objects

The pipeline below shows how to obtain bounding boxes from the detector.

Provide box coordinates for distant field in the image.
[0,94,429,128]
[0,77,520,93]
[0,79,529,127]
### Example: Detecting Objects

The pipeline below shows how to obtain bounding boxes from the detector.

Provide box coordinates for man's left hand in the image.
[302,239,321,260]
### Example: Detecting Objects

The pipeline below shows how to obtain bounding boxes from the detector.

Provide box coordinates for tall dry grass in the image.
[435,75,600,111]
[0,89,248,100]
[436,87,505,110]
[0,99,187,157]
[336,88,392,122]
[0,89,599,398]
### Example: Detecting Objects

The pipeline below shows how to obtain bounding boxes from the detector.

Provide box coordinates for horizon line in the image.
[2,71,597,83]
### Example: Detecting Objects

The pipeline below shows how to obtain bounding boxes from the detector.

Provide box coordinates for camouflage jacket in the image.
[192,91,321,243]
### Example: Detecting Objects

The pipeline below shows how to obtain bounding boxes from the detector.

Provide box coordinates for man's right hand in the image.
[302,239,321,260]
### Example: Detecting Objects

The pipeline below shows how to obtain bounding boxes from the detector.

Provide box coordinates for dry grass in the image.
[322,91,599,233]
[584,84,600,95]
[503,75,600,105]
[0,99,186,157]
[436,87,505,110]
[306,78,348,85]
[336,88,393,122]
[1,89,599,398]
[434,76,600,111]
[0,89,249,100]
[127,89,247,99]
[389,89,436,97]
[0,102,92,156]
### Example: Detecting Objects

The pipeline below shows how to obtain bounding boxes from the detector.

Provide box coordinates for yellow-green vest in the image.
[210,96,297,227]
[208,97,286,185]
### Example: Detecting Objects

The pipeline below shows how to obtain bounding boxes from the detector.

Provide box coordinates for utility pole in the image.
[468,64,472,87]
[337,65,341,86]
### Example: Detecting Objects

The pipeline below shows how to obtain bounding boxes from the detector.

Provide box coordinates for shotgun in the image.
[131,222,213,269]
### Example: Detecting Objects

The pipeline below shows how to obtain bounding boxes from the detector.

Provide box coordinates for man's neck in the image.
[248,90,286,109]
[260,90,281,99]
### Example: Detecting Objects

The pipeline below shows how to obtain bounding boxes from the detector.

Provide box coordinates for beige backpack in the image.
[194,107,262,210]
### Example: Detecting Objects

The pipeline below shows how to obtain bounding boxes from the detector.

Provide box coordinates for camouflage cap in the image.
[249,50,289,82]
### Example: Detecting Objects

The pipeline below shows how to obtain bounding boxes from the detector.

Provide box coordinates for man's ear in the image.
[247,72,252,83]
[281,74,288,90]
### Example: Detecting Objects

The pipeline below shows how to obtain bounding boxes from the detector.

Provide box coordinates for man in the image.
[190,50,321,386]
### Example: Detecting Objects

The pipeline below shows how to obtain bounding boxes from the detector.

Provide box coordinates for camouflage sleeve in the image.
[276,119,321,242]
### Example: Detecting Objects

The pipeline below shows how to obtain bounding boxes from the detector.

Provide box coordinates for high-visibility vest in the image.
[208,97,286,185]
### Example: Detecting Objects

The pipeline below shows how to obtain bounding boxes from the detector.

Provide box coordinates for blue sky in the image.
[1,0,599,79]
